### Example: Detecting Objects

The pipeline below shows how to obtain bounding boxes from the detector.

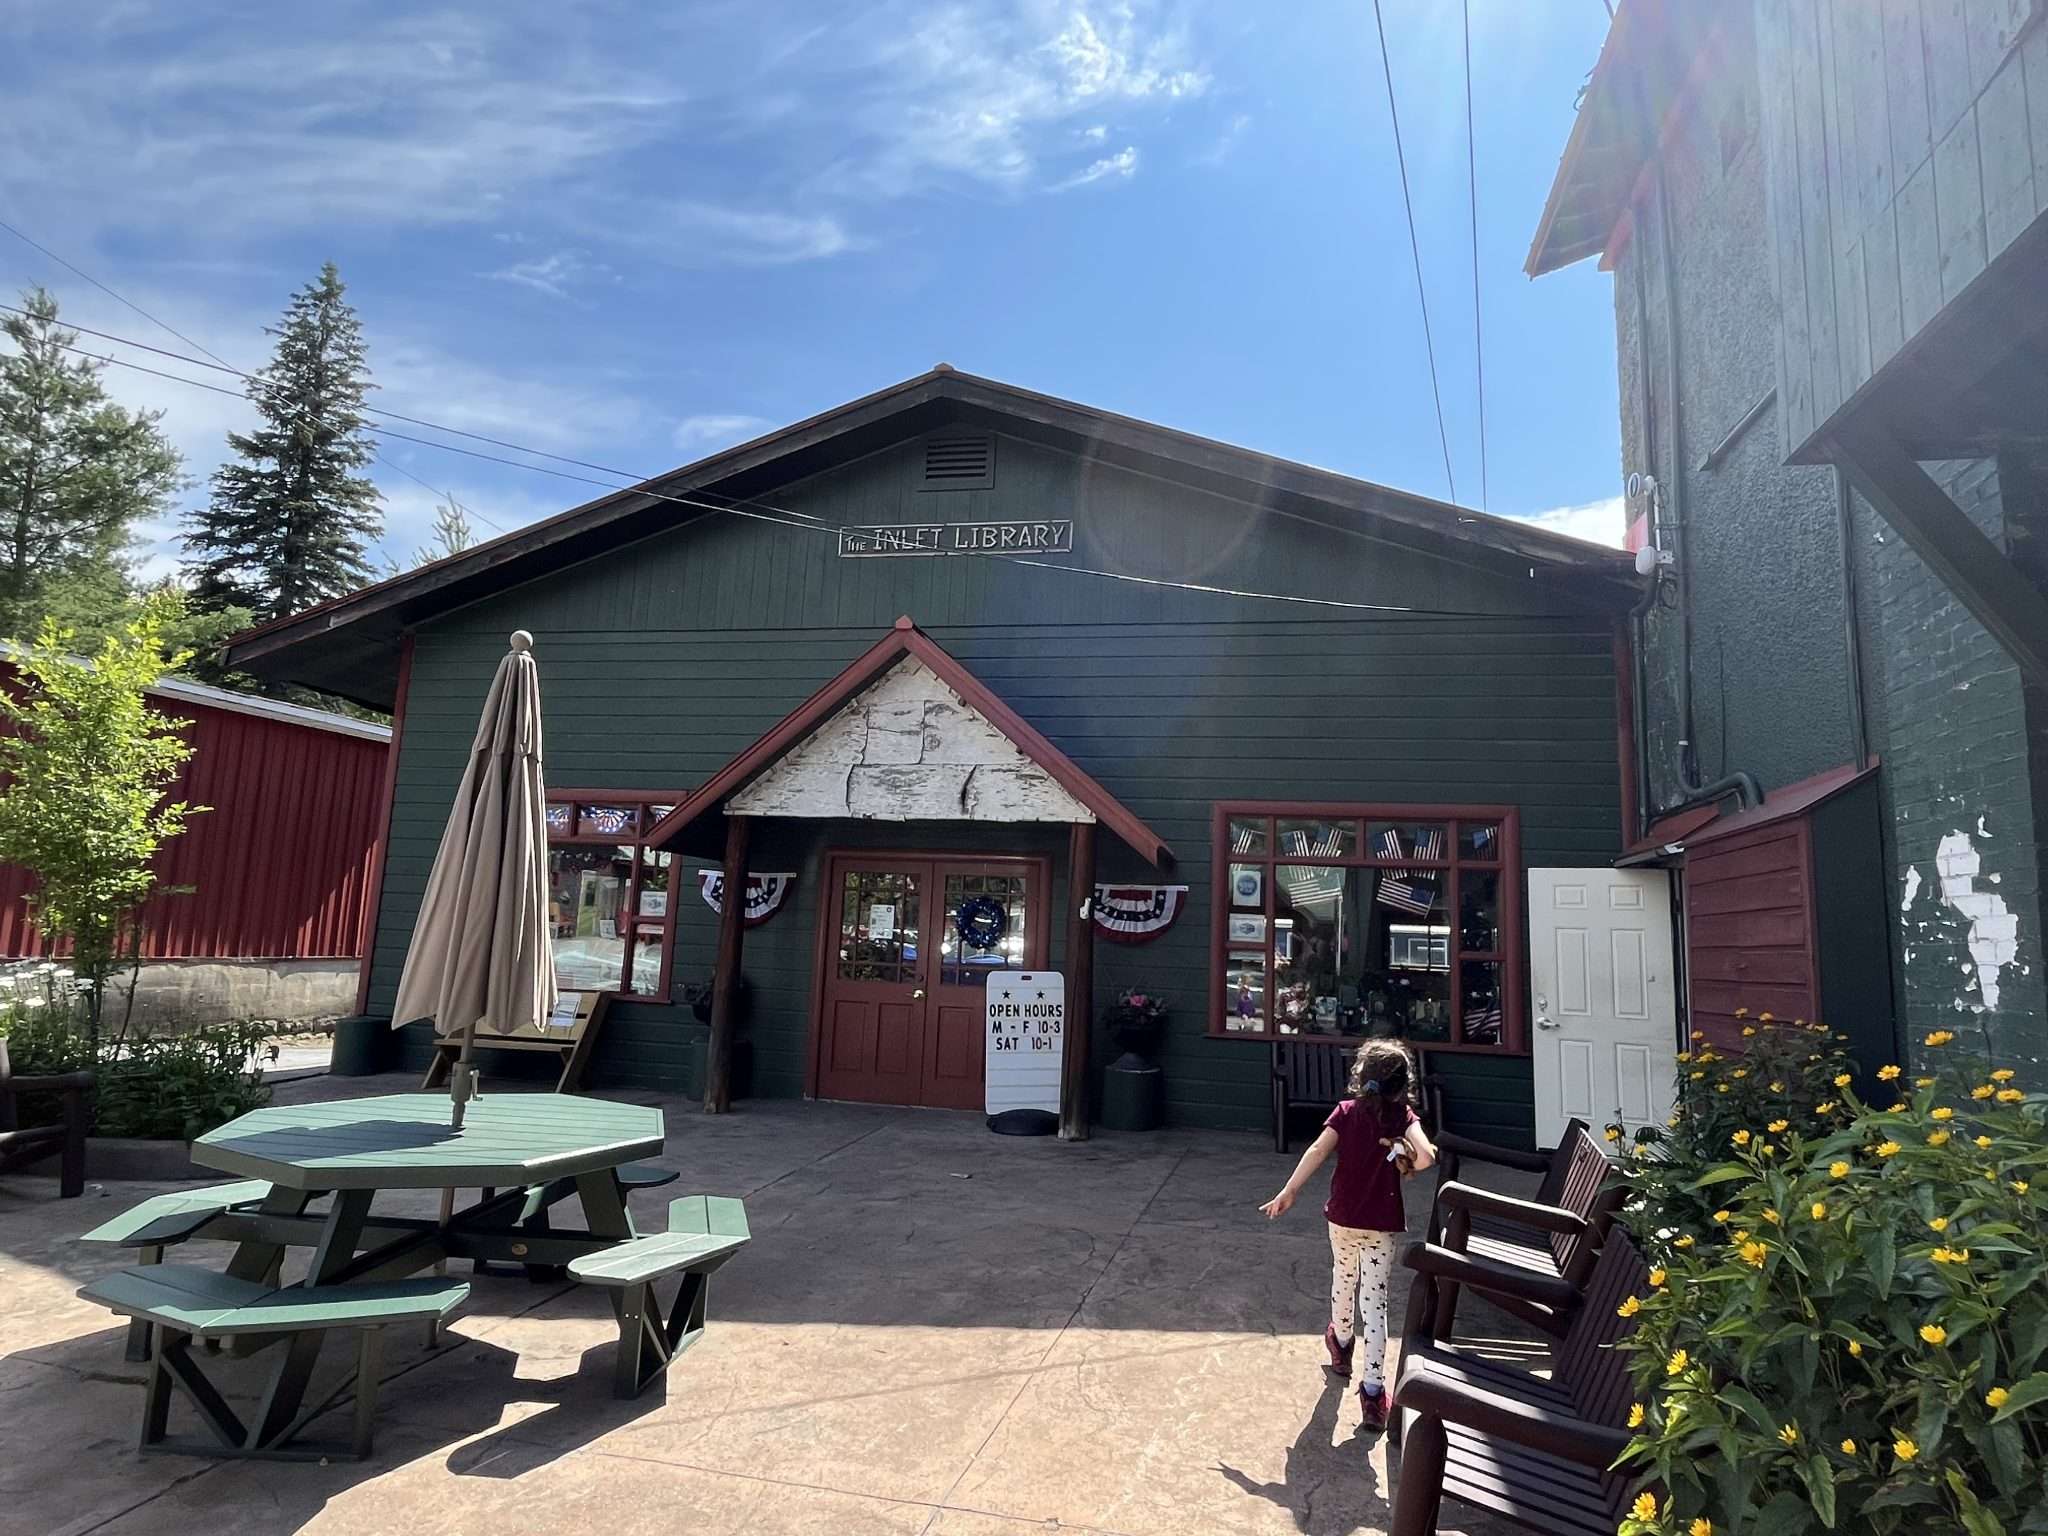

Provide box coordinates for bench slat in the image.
[669,1194,750,1241]
[79,1181,273,1246]
[80,1263,468,1336]
[568,1231,746,1286]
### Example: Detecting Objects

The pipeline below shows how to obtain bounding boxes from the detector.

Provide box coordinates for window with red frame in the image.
[1211,804,1521,1052]
[544,794,680,999]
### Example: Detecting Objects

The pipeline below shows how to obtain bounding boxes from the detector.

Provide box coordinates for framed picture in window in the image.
[1226,913,1267,943]
[1231,867,1262,907]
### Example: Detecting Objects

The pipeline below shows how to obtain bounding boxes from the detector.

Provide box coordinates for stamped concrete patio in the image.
[1,1076,1532,1536]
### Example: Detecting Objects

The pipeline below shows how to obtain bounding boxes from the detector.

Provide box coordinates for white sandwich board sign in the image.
[985,971,1065,1130]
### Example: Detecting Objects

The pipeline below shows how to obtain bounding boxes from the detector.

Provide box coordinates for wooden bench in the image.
[420,989,610,1093]
[568,1195,750,1399]
[78,1263,469,1460]
[0,1037,92,1198]
[1426,1118,1589,1243]
[1419,1123,1622,1340]
[81,1180,278,1359]
[1389,1232,1650,1536]
[1271,1039,1447,1153]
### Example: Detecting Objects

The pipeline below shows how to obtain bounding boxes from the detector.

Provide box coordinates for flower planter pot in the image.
[83,1136,212,1181]
[328,1014,391,1077]
[1099,1062,1163,1132]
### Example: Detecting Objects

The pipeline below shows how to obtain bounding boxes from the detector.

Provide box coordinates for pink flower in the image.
[1129,993,1147,1007]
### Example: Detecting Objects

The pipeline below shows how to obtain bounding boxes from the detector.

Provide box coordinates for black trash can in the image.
[328,1014,391,1077]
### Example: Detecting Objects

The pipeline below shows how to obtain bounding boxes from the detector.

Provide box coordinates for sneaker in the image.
[1324,1326,1354,1378]
[1358,1383,1390,1430]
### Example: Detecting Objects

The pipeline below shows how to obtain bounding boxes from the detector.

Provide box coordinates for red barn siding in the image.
[0,687,388,962]
[1685,825,1821,1055]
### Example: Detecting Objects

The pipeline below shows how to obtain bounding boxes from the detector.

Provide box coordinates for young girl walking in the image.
[1259,1039,1435,1428]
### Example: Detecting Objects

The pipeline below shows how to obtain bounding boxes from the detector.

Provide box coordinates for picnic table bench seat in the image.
[568,1194,751,1399]
[77,1263,468,1461]
[81,1179,281,1359]
[1389,1232,1650,1536]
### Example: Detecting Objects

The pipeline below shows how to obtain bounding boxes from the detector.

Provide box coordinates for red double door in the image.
[815,854,1047,1109]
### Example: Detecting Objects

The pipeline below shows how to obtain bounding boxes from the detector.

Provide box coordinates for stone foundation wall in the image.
[109,958,359,1030]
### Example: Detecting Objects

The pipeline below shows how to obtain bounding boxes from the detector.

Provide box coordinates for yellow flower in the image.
[1759,1012,1775,1022]
[1991,1068,2016,1082]
[1973,1085,1996,1100]
[1733,1230,1751,1242]
[1997,1088,2024,1103]
[1930,1246,1970,1265]
[1674,1233,1696,1249]
[1676,1051,1693,1064]
[1919,1324,1947,1346]
[1916,1076,1936,1088]
[1840,1438,1857,1455]
[1769,1082,1785,1094]
[1834,1072,1853,1088]
[1931,1106,1955,1121]
[1667,1114,1681,1128]
[1690,1070,1706,1080]
[1689,1521,1713,1536]
[1876,1141,1902,1157]
[1739,1240,1768,1267]
[1732,1129,1752,1147]
[1777,1423,1800,1446]
[1715,1083,1730,1094]
[1768,1118,1790,1133]
[2013,1180,2030,1195]
[1987,1386,2010,1410]
[1712,1209,1731,1224]
[1894,1436,1919,1463]
[1667,1348,1689,1376]
[1847,1339,1863,1357]
[1741,1025,1758,1037]
[1691,1029,1706,1041]
[1816,1101,1838,1114]
[1649,1267,1667,1287]
[1604,1126,1622,1143]
[1733,1008,1749,1020]
[1633,1492,1658,1521]
[1628,1402,1645,1428]
[1810,1201,1828,1220]
[1928,1130,1952,1147]
[1733,1069,1750,1079]
[1762,1208,1782,1225]
[1879,1064,1902,1081]
[1926,1030,1955,1047]
[1887,1102,1909,1114]
[1975,1135,1994,1149]
[1928,1216,1948,1232]
[1829,1160,1851,1178]
[1617,1295,1642,1318]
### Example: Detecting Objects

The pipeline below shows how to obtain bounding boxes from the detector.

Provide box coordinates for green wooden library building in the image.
[227,368,1642,1148]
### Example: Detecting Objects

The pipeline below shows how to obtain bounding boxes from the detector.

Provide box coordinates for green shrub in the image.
[1611,1027,2048,1536]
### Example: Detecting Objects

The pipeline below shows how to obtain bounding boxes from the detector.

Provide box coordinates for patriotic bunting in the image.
[1092,884,1190,943]
[698,870,797,926]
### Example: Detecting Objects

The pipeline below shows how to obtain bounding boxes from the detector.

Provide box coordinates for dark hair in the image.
[1347,1039,1414,1107]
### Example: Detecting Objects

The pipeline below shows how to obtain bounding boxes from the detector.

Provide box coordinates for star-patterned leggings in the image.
[1328,1222,1400,1389]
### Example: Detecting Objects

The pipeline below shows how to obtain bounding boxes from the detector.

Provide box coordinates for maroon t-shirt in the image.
[1323,1096,1418,1231]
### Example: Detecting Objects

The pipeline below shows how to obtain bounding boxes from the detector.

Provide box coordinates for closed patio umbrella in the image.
[391,630,555,1127]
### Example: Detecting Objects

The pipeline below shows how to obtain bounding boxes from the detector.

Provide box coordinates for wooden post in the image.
[1060,821,1096,1141]
[704,814,750,1114]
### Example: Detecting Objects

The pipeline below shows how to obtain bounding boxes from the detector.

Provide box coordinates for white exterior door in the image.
[1528,867,1679,1148]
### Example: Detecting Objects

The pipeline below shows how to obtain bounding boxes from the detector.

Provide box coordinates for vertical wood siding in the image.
[0,696,388,961]
[1758,0,2046,452]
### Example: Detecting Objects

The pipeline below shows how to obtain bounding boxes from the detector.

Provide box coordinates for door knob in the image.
[913,989,926,999]
[1536,1016,1558,1030]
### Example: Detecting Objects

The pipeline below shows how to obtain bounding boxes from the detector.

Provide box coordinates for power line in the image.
[0,224,496,533]
[1368,0,1458,506]
[1463,0,1489,510]
[38,331,1577,622]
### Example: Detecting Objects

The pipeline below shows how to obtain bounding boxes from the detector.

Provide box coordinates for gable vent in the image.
[920,433,995,491]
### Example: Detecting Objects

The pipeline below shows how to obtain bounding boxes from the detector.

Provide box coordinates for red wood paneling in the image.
[0,690,389,962]
[1684,822,1819,1053]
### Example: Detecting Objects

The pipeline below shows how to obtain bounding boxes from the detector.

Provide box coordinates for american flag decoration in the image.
[1376,825,1443,915]
[581,805,635,836]
[1468,823,1497,857]
[1463,1002,1504,1042]
[1231,824,1260,855]
[698,871,797,926]
[545,803,573,835]
[1279,825,1350,858]
[1092,885,1190,943]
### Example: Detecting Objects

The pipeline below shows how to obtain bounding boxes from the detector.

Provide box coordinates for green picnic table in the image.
[78,1092,667,1459]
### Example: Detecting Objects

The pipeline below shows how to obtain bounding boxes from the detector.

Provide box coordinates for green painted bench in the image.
[81,1180,278,1359]
[78,1263,468,1461]
[567,1194,750,1398]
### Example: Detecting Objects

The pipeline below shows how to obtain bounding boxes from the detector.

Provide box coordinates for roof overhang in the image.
[645,617,1174,868]
[220,366,1637,711]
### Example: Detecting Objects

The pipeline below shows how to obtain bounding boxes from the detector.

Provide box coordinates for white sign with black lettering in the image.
[985,971,1065,1116]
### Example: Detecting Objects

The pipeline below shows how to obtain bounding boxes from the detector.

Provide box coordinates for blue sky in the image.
[0,0,1625,574]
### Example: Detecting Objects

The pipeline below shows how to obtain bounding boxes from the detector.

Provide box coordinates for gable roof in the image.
[221,366,1635,710]
[646,617,1173,867]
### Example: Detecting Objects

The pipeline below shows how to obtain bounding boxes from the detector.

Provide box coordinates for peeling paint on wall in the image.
[1900,865,1922,913]
[1934,831,2020,1011]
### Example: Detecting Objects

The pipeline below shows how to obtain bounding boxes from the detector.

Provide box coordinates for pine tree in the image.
[184,263,383,623]
[0,288,185,641]
[412,495,476,567]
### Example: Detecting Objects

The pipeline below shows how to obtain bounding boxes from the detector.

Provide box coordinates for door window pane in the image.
[941,873,1028,985]
[1461,960,1505,1045]
[838,871,921,984]
[1459,869,1501,954]
[1277,817,1360,860]
[1367,821,1449,863]
[549,846,630,992]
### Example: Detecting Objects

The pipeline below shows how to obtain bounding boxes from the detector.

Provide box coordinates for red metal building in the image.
[0,667,390,965]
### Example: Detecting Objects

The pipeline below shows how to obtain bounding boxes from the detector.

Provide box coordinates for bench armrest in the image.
[1403,1242,1580,1310]
[1395,1368,1632,1468]
[9,1071,95,1095]
[1435,1181,1589,1238]
[1433,1131,1553,1177]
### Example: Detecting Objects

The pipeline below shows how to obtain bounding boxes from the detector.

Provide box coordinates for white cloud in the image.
[1516,495,1627,548]
[483,249,612,300]
[1197,111,1252,165]
[1054,146,1141,189]
[1080,122,1109,142]
[674,414,775,454]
